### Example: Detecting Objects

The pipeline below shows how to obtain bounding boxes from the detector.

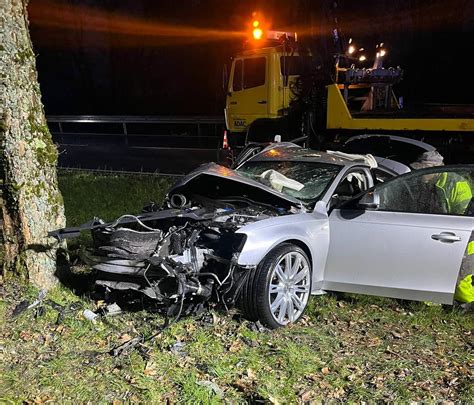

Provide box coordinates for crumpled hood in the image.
[168,163,304,209]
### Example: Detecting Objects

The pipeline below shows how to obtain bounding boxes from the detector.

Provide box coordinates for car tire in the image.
[238,243,312,329]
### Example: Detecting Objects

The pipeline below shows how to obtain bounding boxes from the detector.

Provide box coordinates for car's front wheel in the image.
[238,243,312,329]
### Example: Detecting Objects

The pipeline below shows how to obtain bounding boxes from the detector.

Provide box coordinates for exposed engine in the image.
[78,194,284,315]
[48,164,306,316]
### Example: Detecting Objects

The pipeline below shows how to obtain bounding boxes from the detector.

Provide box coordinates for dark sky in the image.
[28,0,474,116]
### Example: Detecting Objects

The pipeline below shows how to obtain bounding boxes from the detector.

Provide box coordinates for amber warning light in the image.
[252,26,297,43]
[249,13,297,43]
[251,19,263,40]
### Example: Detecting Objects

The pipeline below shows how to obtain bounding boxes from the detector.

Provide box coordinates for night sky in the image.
[28,0,474,116]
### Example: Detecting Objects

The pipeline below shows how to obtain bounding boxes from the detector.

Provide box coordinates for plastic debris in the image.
[196,380,224,398]
[83,309,99,323]
[169,340,187,358]
[105,303,122,317]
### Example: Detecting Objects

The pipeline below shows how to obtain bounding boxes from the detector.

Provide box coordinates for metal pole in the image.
[122,122,128,147]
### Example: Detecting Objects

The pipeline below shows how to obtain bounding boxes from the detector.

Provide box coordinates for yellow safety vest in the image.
[435,172,472,214]
[454,241,474,303]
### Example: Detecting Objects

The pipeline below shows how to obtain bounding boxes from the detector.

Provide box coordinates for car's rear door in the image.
[323,166,474,304]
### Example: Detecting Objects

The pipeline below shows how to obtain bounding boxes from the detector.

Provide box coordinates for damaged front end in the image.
[51,164,304,315]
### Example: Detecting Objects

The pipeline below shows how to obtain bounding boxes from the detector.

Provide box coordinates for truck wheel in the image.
[238,243,312,329]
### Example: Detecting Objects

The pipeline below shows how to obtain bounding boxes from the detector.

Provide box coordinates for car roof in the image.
[244,144,369,167]
[345,134,435,152]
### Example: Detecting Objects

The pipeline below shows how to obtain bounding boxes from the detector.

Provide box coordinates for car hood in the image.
[167,162,305,210]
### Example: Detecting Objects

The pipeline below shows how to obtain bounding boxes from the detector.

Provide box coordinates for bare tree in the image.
[0,0,66,289]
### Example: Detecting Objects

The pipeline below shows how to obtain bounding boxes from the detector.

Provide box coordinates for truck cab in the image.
[225,46,311,144]
[224,16,474,162]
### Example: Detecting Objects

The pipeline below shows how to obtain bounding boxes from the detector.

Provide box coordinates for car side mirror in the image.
[358,191,380,210]
[314,200,328,218]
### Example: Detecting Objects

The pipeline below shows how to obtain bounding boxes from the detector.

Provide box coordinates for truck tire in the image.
[238,243,312,329]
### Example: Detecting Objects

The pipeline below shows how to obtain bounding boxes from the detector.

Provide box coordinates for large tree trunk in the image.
[0,0,66,289]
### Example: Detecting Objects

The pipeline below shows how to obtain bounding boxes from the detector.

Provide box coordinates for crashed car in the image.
[51,145,474,328]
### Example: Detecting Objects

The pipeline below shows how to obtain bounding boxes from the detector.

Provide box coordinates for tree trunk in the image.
[0,0,66,289]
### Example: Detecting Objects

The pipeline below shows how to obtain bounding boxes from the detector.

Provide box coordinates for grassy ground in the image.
[0,172,473,403]
[58,171,175,225]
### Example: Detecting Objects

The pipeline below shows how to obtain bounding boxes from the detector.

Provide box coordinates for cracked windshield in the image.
[237,161,341,204]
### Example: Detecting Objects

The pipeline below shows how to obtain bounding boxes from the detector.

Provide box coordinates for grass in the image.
[59,171,175,225]
[0,172,473,403]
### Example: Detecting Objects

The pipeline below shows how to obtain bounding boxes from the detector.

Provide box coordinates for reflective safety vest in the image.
[454,240,474,303]
[435,173,473,303]
[435,172,472,214]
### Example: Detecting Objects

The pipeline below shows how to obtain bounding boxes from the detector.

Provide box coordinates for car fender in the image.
[235,213,329,289]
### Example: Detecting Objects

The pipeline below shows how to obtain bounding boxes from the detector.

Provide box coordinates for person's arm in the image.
[450,181,472,214]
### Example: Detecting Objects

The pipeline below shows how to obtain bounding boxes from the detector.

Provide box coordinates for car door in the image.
[323,165,474,304]
[226,57,268,132]
[343,135,435,166]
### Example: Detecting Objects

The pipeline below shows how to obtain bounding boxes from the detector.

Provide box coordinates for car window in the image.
[232,59,243,91]
[243,57,266,89]
[374,167,474,216]
[237,160,341,205]
[333,169,370,200]
[373,168,395,183]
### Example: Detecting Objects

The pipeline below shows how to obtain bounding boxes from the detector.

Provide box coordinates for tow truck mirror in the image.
[358,191,380,210]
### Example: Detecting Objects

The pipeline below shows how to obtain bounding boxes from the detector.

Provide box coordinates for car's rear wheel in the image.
[238,243,312,329]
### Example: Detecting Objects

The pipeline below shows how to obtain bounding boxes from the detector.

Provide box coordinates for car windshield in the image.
[237,160,341,204]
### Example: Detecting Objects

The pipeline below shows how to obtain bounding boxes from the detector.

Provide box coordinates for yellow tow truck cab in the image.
[225,46,303,135]
[224,27,474,161]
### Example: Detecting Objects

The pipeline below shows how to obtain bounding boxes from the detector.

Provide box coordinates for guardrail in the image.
[47,115,225,138]
[47,115,224,149]
[47,115,229,174]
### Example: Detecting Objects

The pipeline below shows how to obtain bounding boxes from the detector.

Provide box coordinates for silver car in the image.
[51,146,474,328]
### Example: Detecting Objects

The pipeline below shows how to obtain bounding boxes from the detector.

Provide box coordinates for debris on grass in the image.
[169,340,187,358]
[82,309,99,323]
[196,380,225,398]
[1,282,473,402]
[104,303,122,317]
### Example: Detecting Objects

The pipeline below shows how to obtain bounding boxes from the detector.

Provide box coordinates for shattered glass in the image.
[237,161,341,204]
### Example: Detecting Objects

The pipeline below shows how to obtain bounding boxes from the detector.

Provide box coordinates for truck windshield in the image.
[237,160,341,204]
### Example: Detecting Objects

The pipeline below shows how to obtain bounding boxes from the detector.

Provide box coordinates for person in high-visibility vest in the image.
[455,235,474,310]
[411,151,473,309]
[411,151,472,215]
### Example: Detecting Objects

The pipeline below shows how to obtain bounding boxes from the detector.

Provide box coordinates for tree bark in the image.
[0,0,66,289]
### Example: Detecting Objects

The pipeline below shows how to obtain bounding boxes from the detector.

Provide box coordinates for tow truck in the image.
[224,14,474,163]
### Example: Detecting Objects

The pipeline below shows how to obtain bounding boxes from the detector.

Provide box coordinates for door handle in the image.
[257,100,267,104]
[230,101,237,105]
[431,232,462,243]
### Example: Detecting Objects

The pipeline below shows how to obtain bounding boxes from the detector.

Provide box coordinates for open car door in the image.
[342,134,435,166]
[323,165,474,304]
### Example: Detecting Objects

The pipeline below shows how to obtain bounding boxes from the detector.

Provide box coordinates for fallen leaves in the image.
[143,361,158,376]
[117,333,133,344]
[228,339,243,353]
[20,330,34,341]
[300,389,315,401]
[391,330,403,339]
[2,282,473,403]
[246,368,256,380]
[367,336,382,347]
